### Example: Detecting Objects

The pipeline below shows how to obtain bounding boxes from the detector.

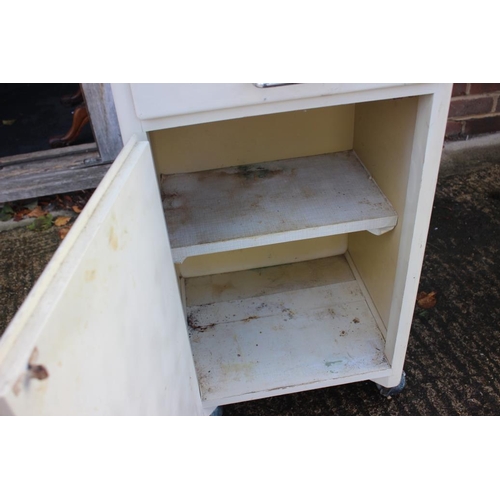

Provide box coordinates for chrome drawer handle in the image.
[253,83,299,88]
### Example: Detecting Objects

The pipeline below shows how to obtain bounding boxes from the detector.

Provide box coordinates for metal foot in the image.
[209,406,223,416]
[375,371,406,397]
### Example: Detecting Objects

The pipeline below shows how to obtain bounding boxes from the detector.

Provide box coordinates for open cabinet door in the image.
[0,138,204,415]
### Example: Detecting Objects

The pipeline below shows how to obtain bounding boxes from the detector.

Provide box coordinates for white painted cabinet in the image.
[0,83,452,415]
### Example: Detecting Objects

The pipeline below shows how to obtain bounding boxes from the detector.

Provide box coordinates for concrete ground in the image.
[1,135,500,415]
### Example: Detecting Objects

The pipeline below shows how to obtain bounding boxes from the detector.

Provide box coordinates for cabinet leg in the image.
[375,371,406,397]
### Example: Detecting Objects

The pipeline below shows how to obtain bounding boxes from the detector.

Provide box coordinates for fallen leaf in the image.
[54,216,71,227]
[417,291,437,309]
[58,226,71,239]
[27,206,47,218]
[27,214,53,231]
[2,119,16,126]
[72,205,82,213]
[13,207,31,221]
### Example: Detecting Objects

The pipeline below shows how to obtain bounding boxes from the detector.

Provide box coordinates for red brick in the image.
[469,83,500,94]
[445,120,463,138]
[463,116,500,136]
[448,96,493,118]
[452,83,467,97]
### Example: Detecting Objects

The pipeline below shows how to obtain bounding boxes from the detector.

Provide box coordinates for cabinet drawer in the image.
[130,83,403,120]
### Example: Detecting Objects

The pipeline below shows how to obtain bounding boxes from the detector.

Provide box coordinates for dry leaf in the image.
[58,226,71,240]
[54,216,71,227]
[72,205,82,213]
[27,206,47,218]
[417,291,437,309]
[13,207,30,221]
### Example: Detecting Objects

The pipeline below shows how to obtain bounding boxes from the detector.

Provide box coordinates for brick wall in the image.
[446,83,500,139]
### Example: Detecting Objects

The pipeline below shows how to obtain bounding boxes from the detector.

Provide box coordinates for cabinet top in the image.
[111,83,453,140]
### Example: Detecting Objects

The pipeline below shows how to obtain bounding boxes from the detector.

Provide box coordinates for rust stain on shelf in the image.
[243,315,259,323]
[163,191,184,209]
[187,313,215,333]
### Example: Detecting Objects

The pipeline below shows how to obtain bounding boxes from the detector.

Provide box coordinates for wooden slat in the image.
[186,256,391,407]
[0,146,109,203]
[0,143,98,168]
[161,151,398,263]
[82,83,123,163]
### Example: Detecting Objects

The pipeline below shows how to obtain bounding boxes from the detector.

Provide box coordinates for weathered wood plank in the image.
[82,83,123,163]
[0,147,110,203]
[0,143,98,168]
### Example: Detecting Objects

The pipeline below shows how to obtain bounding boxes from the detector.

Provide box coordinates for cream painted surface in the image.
[186,255,356,306]
[185,256,391,406]
[349,97,419,327]
[372,87,452,387]
[112,83,443,138]
[179,235,347,278]
[149,105,354,174]
[0,139,203,415]
[161,151,397,263]
[131,83,400,121]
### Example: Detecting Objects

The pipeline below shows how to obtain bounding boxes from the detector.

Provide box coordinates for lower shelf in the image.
[185,255,392,407]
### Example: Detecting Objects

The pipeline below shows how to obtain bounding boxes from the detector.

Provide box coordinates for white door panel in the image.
[0,138,203,415]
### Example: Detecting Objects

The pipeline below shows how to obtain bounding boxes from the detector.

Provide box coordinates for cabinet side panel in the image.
[149,105,354,174]
[350,97,419,326]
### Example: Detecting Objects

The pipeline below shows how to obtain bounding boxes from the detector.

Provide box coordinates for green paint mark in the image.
[237,165,279,181]
[325,360,342,367]
[27,214,54,231]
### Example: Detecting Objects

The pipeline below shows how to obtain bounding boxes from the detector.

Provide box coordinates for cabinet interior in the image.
[149,96,420,407]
